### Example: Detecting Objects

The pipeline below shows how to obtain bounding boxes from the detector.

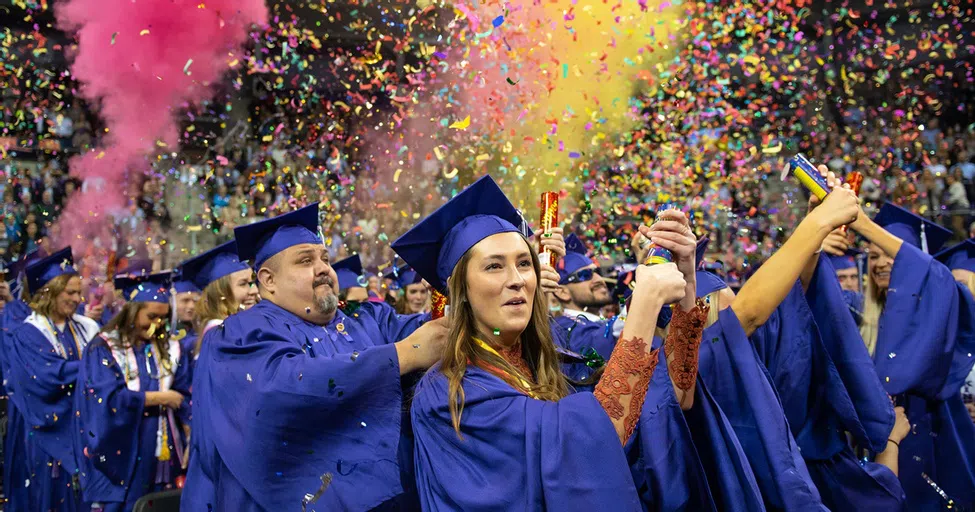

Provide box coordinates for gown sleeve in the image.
[875,243,975,399]
[411,367,641,512]
[804,255,895,452]
[196,311,407,511]
[172,344,192,426]
[4,323,83,471]
[551,315,617,360]
[75,342,146,484]
[700,308,826,511]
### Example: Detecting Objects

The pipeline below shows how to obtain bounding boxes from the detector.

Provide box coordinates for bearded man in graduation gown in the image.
[182,203,447,512]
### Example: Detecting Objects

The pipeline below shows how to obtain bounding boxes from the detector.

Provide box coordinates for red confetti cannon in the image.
[846,171,863,195]
[431,290,448,319]
[538,192,559,267]
[841,171,863,234]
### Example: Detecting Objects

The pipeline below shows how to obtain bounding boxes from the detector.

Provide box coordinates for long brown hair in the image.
[28,273,77,318]
[99,301,174,374]
[441,240,569,436]
[193,274,240,357]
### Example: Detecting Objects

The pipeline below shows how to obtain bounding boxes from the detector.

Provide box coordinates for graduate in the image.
[690,172,867,511]
[4,247,100,511]
[827,248,862,293]
[75,271,191,512]
[845,203,975,510]
[180,203,444,512]
[178,240,257,360]
[393,265,430,314]
[550,233,618,358]
[394,176,706,510]
[0,251,41,508]
[937,240,975,421]
[171,276,200,356]
[333,253,370,302]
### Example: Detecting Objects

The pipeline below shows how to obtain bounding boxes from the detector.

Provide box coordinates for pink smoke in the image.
[54,0,267,254]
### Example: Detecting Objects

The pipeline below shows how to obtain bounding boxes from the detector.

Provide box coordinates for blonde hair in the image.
[859,275,885,357]
[28,273,78,318]
[442,240,569,436]
[956,270,975,298]
[193,274,241,356]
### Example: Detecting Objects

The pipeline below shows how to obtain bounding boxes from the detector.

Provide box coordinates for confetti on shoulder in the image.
[449,115,471,130]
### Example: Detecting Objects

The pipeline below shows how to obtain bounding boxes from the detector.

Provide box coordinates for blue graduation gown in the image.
[869,244,975,510]
[76,339,192,511]
[411,363,642,511]
[552,313,617,358]
[626,337,762,512]
[5,317,86,511]
[551,321,763,511]
[698,308,827,511]
[750,256,903,510]
[180,300,425,512]
[1,299,34,509]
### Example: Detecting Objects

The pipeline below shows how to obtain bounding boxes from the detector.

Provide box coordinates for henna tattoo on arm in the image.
[593,336,659,444]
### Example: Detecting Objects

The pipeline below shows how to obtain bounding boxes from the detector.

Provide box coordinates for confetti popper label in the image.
[782,153,831,200]
[431,290,448,319]
[643,209,674,266]
[538,192,559,267]
[845,171,863,196]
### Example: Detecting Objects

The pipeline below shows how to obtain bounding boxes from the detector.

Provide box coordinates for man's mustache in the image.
[314,276,333,288]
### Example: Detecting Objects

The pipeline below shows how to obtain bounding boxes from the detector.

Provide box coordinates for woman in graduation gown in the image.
[3,248,100,512]
[846,203,975,510]
[75,272,191,512]
[394,176,708,510]
[177,240,258,361]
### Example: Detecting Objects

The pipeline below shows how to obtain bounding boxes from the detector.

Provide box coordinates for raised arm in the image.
[847,205,905,260]
[639,210,709,410]
[732,171,859,336]
[593,263,687,444]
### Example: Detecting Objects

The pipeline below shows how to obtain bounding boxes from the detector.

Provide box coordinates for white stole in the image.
[104,333,181,458]
[23,312,98,359]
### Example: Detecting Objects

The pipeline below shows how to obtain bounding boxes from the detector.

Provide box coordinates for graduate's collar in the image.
[262,298,344,328]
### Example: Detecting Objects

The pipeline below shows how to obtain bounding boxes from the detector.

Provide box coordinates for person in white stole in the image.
[4,247,97,512]
[74,271,191,512]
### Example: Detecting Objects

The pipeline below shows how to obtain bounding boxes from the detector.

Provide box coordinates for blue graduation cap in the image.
[172,280,201,294]
[3,250,42,281]
[395,264,424,289]
[115,271,173,304]
[935,239,975,274]
[25,247,76,295]
[178,241,250,292]
[332,254,364,291]
[557,234,594,284]
[874,203,953,254]
[827,248,862,271]
[391,175,531,292]
[234,203,322,270]
[696,270,729,298]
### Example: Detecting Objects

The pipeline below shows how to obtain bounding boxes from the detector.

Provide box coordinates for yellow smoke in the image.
[477,0,684,207]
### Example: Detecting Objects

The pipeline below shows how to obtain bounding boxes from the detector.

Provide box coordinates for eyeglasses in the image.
[562,268,596,284]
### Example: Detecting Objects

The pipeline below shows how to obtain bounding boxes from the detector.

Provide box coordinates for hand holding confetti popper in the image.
[538,192,560,268]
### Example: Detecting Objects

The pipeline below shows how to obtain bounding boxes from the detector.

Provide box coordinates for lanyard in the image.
[42,316,81,360]
[472,338,538,398]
